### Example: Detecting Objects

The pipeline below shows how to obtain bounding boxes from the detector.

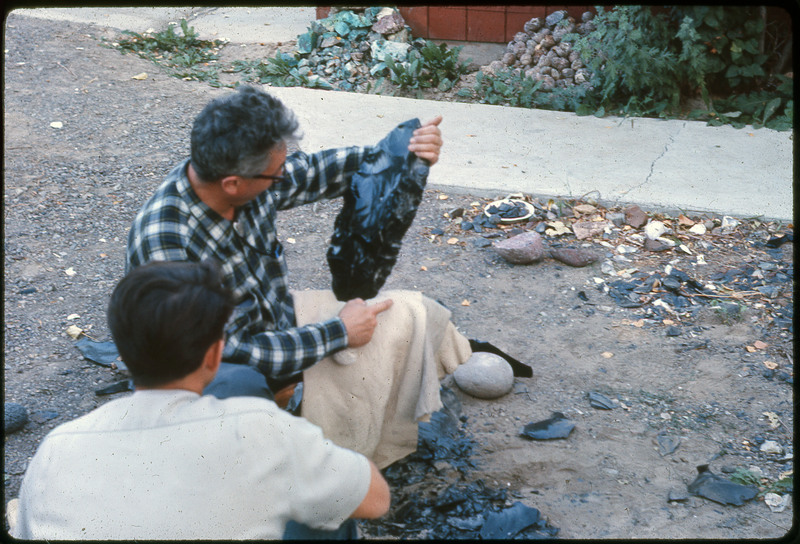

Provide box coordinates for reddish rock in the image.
[372,11,405,35]
[571,220,611,240]
[624,205,648,228]
[492,231,545,264]
[549,247,598,267]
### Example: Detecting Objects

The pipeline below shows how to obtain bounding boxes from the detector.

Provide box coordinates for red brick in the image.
[467,9,506,42]
[471,5,506,12]
[316,7,331,19]
[399,7,429,39]
[428,6,468,41]
[505,12,533,41]
[507,6,546,17]
[565,6,593,20]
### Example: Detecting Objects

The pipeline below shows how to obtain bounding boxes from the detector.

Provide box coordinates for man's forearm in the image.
[222,318,349,379]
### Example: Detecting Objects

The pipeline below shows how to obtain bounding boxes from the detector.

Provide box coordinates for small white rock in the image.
[601,260,616,275]
[643,220,666,240]
[721,216,740,229]
[760,440,783,454]
[764,493,791,513]
[689,223,707,235]
[655,236,676,247]
[454,352,514,399]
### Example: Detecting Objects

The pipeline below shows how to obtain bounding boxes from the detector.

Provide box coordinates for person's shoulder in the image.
[137,160,191,210]
[40,396,132,438]
[199,394,283,418]
[201,395,315,434]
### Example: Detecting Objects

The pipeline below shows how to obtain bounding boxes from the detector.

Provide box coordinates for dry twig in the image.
[56,61,76,77]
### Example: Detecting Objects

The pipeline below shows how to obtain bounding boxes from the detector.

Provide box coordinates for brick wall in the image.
[316,6,596,43]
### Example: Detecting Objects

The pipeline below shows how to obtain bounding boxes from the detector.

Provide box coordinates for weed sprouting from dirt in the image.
[107,19,226,86]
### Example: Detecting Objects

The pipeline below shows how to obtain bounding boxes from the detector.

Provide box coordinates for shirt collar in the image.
[174,159,236,245]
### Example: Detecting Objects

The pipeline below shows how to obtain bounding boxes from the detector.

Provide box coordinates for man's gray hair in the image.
[190,86,301,182]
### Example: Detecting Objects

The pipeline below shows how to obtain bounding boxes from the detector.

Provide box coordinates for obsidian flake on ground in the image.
[521,412,575,440]
[587,391,615,410]
[687,465,758,506]
[469,339,533,378]
[75,337,127,371]
[479,501,558,539]
[362,387,559,539]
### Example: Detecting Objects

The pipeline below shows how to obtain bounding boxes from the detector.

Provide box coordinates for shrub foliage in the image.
[463,6,793,130]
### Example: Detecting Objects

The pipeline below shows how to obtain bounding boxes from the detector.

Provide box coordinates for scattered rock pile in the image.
[484,9,597,91]
[296,7,420,91]
[285,7,602,95]
[438,194,793,338]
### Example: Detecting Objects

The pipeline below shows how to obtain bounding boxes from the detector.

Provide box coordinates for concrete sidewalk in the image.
[11,7,794,221]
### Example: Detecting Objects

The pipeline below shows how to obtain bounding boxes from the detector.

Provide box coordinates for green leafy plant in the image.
[112,19,226,86]
[384,41,470,92]
[729,467,761,486]
[384,54,422,90]
[569,6,792,129]
[730,468,794,498]
[458,68,589,112]
[234,53,333,89]
[709,74,793,130]
[571,7,693,118]
[458,69,539,107]
[416,42,470,90]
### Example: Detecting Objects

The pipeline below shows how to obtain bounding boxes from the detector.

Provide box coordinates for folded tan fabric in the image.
[293,289,471,469]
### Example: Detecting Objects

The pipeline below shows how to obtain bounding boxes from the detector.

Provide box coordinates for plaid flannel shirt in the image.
[126,146,371,379]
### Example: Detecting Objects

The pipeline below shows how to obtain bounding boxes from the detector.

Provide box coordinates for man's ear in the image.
[219,175,243,197]
[202,338,224,376]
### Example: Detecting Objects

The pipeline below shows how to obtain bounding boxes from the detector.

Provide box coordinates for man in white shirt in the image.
[12,260,390,540]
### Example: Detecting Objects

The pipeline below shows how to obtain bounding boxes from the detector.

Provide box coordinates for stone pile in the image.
[295,7,419,91]
[484,9,597,91]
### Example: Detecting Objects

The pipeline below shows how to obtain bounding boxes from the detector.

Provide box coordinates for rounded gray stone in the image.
[5,402,29,434]
[454,352,514,399]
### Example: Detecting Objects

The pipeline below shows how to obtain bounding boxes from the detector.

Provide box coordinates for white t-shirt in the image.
[13,389,371,540]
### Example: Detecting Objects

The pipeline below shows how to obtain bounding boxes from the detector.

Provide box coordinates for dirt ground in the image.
[3,13,794,539]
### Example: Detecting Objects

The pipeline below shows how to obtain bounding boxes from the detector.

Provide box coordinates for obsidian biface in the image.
[328,118,429,301]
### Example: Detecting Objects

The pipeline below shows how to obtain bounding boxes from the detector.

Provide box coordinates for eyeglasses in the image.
[252,174,288,184]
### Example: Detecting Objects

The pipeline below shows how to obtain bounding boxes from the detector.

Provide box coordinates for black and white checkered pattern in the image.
[127,146,371,379]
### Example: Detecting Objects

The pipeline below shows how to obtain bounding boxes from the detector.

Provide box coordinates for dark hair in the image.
[107,260,234,387]
[190,85,301,182]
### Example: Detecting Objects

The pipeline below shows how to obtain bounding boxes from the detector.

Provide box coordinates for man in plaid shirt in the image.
[127,86,445,403]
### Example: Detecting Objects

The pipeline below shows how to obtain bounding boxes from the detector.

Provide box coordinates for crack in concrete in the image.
[615,121,686,204]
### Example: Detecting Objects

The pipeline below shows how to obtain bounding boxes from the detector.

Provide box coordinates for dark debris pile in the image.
[360,388,559,539]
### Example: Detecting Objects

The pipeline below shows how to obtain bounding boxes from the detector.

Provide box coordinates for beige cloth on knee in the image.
[293,289,472,469]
